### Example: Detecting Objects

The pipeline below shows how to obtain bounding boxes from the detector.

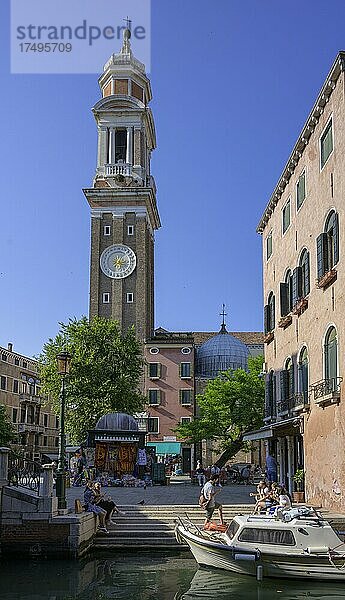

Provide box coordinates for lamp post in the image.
[56,351,71,510]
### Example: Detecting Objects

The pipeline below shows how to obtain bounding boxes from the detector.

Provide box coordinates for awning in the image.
[147,442,181,455]
[243,427,273,441]
[41,453,58,462]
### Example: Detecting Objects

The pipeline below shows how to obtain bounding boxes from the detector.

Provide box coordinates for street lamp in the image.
[56,350,71,510]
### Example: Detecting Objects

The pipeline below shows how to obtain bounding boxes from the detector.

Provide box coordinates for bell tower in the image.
[84,28,160,340]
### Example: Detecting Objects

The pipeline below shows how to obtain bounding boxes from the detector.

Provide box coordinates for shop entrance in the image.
[182,447,191,474]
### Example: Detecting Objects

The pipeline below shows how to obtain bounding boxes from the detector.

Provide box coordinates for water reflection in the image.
[176,567,345,600]
[1,554,345,599]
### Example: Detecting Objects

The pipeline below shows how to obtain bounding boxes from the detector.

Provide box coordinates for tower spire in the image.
[219,303,228,333]
[121,17,132,54]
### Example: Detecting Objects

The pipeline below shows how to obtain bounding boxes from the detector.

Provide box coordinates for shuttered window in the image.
[317,211,339,280]
[148,389,161,405]
[298,347,309,403]
[282,199,291,234]
[296,170,306,210]
[148,363,161,379]
[292,267,303,307]
[320,119,333,169]
[324,327,338,381]
[148,417,159,433]
[266,231,273,260]
[299,249,310,297]
[180,389,192,405]
[264,293,275,333]
[180,363,192,378]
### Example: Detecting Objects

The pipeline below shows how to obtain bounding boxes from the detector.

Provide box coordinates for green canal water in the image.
[1,552,345,599]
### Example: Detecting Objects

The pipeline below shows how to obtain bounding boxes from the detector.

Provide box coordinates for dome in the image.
[196,326,249,379]
[95,412,139,431]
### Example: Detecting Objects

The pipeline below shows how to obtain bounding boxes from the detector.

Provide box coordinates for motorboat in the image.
[175,507,345,581]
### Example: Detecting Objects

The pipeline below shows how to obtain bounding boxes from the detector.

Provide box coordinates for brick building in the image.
[0,343,59,462]
[250,51,345,509]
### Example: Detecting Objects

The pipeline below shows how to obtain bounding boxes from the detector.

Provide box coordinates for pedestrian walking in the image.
[202,473,224,527]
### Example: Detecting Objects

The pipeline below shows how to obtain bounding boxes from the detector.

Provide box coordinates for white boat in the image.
[175,507,345,581]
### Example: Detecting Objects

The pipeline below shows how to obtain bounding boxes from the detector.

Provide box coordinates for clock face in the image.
[100,244,137,279]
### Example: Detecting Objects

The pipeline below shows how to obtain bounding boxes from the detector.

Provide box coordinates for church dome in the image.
[95,412,139,431]
[196,324,249,379]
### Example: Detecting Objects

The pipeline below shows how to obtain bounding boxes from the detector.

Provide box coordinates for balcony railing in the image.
[277,392,309,415]
[19,393,41,404]
[17,423,44,434]
[311,377,342,405]
[105,162,132,177]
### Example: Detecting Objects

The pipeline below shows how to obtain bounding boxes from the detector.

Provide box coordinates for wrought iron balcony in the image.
[264,400,277,421]
[311,377,342,406]
[17,423,44,434]
[277,392,310,415]
[19,393,41,404]
[105,162,132,177]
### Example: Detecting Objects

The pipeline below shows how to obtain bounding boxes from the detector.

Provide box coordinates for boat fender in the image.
[234,553,258,561]
[306,546,329,554]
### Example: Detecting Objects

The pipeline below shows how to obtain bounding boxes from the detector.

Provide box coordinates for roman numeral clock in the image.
[83,28,161,341]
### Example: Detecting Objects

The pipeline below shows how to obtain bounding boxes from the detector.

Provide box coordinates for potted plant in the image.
[293,468,305,503]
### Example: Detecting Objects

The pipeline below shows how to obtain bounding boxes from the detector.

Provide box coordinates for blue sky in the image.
[1,0,345,357]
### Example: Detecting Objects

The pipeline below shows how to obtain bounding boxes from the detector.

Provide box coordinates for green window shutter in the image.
[280,283,289,317]
[297,172,306,210]
[157,363,161,378]
[264,305,269,334]
[292,267,302,307]
[303,252,310,296]
[270,295,275,330]
[288,363,295,397]
[280,370,288,401]
[316,233,328,279]
[321,120,333,168]
[157,390,161,404]
[333,212,339,265]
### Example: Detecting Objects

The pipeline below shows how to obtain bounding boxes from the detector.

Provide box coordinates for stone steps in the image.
[93,504,254,549]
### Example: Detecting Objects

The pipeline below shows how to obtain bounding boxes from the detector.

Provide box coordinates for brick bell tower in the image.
[84,28,160,340]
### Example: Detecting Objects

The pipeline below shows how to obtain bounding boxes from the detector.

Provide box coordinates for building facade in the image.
[84,28,160,341]
[0,343,59,462]
[255,52,345,509]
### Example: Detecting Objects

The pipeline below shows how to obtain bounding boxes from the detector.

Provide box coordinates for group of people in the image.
[195,462,228,487]
[251,480,291,514]
[83,481,124,533]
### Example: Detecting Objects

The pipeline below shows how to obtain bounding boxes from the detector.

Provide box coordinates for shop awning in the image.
[243,416,302,442]
[147,442,181,455]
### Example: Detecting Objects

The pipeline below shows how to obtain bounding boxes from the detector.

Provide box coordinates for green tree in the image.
[0,404,16,446]
[38,316,145,444]
[176,355,265,466]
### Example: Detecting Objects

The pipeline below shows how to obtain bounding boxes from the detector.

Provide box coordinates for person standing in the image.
[195,462,206,487]
[265,452,278,482]
[203,474,224,527]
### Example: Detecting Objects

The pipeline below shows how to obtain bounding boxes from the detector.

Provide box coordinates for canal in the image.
[1,552,345,599]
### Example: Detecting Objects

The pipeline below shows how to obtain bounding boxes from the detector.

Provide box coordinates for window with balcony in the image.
[180,389,192,405]
[115,129,127,162]
[148,417,159,433]
[282,199,291,234]
[264,292,275,340]
[296,170,306,210]
[148,389,161,405]
[148,363,161,379]
[317,210,339,287]
[324,326,338,382]
[320,118,333,169]
[180,362,191,379]
[279,358,295,413]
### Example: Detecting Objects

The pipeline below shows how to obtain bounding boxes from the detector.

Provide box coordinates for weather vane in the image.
[124,16,132,30]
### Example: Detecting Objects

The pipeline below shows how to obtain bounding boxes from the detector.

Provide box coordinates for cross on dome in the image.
[219,303,228,333]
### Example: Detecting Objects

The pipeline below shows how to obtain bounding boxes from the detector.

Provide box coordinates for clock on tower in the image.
[83,28,161,340]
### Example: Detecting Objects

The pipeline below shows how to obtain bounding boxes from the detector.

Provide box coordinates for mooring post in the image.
[0,447,10,488]
[41,464,54,498]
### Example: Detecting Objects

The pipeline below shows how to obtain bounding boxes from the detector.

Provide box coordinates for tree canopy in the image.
[176,355,265,466]
[0,404,16,446]
[38,316,145,444]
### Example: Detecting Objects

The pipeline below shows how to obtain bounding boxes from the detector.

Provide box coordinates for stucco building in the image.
[252,52,345,509]
[0,343,59,462]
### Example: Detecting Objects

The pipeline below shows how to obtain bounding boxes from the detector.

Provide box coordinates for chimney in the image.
[8,342,13,352]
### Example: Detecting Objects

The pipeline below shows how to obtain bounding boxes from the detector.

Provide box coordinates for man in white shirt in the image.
[203,474,224,527]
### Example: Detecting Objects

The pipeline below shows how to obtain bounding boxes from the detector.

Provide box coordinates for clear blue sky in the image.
[1,0,345,357]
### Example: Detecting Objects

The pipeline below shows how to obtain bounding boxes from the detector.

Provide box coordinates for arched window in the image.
[317,210,339,280]
[280,271,293,317]
[299,249,310,298]
[280,357,295,408]
[264,292,275,333]
[298,347,309,403]
[324,326,338,382]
